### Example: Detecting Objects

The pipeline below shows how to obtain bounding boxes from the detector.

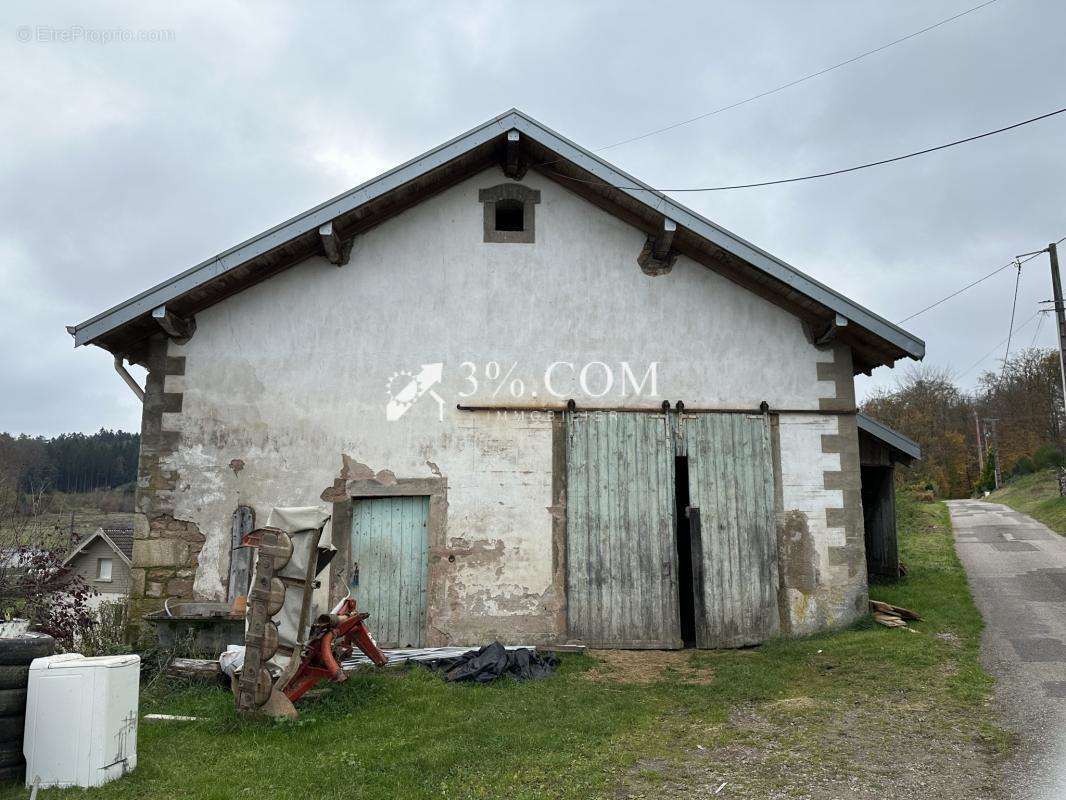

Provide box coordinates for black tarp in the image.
[423,641,559,683]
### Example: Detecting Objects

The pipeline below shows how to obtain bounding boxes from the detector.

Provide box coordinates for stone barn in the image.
[69,109,924,649]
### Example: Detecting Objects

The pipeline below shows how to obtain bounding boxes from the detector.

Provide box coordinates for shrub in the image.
[1011,456,1036,477]
[974,448,997,495]
[1033,445,1064,471]
[0,545,99,649]
[79,600,131,656]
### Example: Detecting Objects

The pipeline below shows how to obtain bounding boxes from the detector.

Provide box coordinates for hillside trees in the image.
[862,348,1064,498]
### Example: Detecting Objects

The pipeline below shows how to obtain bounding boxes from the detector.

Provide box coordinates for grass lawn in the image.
[989,468,1066,534]
[6,496,1007,799]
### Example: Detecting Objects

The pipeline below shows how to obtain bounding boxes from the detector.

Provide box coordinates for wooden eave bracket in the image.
[804,313,848,349]
[638,218,678,276]
[151,304,196,343]
[502,130,528,180]
[319,221,354,266]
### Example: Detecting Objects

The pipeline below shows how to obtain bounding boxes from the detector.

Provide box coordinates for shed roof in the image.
[69,109,925,374]
[857,412,922,463]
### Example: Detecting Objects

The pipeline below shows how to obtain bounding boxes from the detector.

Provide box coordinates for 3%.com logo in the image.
[385,363,445,422]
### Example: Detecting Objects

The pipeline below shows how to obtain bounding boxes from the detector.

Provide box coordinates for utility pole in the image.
[974,409,985,472]
[983,418,1001,490]
[992,419,1001,490]
[1048,242,1066,414]
[1042,242,1066,497]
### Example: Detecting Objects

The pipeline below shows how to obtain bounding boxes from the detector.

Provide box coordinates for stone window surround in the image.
[479,183,540,244]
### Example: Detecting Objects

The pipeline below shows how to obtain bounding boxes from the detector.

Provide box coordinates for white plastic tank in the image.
[24,653,140,788]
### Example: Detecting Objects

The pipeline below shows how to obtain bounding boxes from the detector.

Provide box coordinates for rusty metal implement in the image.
[281,597,388,702]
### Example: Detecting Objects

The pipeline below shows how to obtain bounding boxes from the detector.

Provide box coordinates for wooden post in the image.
[973,409,984,473]
[228,506,255,602]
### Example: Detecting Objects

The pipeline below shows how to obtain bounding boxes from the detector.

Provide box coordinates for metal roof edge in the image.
[505,109,924,360]
[857,412,922,461]
[71,107,925,361]
[71,109,520,347]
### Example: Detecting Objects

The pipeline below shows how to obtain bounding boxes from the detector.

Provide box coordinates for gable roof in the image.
[857,412,921,463]
[62,526,133,568]
[69,109,924,374]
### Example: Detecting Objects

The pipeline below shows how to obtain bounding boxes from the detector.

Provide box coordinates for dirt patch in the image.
[586,650,715,685]
[614,698,1002,799]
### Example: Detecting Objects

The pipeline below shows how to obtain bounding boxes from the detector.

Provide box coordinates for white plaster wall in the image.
[161,166,846,642]
[778,412,844,631]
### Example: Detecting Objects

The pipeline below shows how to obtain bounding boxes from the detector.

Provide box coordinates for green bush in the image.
[1033,445,1064,471]
[974,448,997,495]
[1011,456,1036,477]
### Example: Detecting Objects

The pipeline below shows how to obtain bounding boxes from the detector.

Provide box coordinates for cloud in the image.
[2,0,1065,435]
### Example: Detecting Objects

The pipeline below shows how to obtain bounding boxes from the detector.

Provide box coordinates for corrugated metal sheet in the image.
[684,413,779,647]
[350,496,429,648]
[566,412,682,648]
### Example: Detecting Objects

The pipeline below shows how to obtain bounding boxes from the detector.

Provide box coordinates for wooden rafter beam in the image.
[503,130,527,180]
[151,305,196,341]
[652,218,677,261]
[637,217,679,275]
[318,221,353,266]
[814,313,849,346]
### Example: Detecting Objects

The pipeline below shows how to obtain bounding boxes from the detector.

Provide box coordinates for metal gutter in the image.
[113,356,145,402]
[70,108,926,361]
[856,412,922,461]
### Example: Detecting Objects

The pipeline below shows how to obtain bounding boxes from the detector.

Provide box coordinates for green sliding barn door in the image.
[683,413,779,647]
[350,496,430,648]
[566,412,682,648]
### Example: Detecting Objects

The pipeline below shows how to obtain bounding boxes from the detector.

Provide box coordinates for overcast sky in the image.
[2,0,1064,437]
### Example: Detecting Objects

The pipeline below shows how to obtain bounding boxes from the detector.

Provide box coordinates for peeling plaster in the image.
[146,168,860,645]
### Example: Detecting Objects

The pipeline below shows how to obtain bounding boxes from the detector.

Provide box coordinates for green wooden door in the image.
[684,413,779,648]
[566,412,681,648]
[350,496,429,648]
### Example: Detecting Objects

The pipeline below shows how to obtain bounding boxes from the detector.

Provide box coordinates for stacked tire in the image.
[0,633,55,784]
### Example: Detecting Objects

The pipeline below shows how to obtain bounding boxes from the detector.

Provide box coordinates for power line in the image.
[596,0,1001,152]
[899,260,1018,323]
[899,233,1066,324]
[1030,309,1048,348]
[958,310,1041,379]
[552,106,1066,193]
[1002,261,1023,369]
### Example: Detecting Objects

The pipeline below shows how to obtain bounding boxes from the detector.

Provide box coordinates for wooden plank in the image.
[862,465,899,577]
[655,415,679,642]
[166,658,221,681]
[565,412,680,647]
[566,414,589,640]
[870,600,920,620]
[604,413,620,644]
[228,505,255,602]
[351,496,429,648]
[686,413,779,647]
[623,412,643,641]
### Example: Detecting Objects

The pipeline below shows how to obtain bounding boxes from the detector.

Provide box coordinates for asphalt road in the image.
[948,499,1066,800]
